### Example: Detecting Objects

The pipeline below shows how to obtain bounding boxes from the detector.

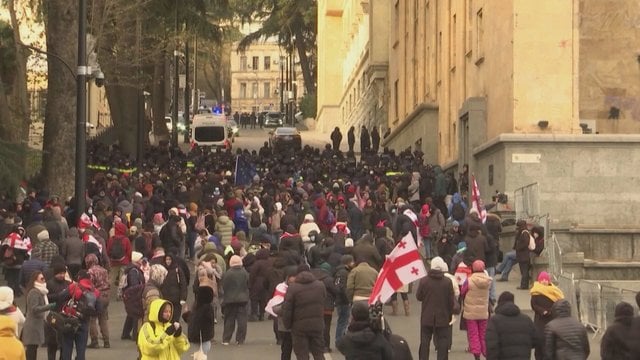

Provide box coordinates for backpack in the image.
[451,202,465,221]
[123,283,145,318]
[418,214,431,238]
[250,209,262,228]
[325,209,336,225]
[64,284,99,320]
[109,236,126,261]
[195,213,206,231]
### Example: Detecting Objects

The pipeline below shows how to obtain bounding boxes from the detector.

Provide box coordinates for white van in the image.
[190,114,231,149]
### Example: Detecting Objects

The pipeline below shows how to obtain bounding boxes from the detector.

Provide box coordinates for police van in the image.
[190,113,231,149]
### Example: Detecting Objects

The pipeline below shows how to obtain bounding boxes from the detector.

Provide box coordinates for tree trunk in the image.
[0,72,14,137]
[42,0,78,197]
[6,0,30,143]
[294,30,315,95]
[105,84,139,157]
[152,54,169,141]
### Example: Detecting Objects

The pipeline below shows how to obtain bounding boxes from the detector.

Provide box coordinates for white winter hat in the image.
[0,286,14,311]
[37,230,50,241]
[304,214,314,222]
[344,238,354,248]
[131,251,143,263]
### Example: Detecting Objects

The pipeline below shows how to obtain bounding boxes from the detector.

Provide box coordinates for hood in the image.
[551,299,572,319]
[428,269,445,279]
[114,221,128,237]
[148,299,171,324]
[614,302,635,323]
[433,165,443,175]
[217,215,230,224]
[0,315,16,337]
[495,302,521,317]
[84,253,99,268]
[295,271,317,284]
[349,325,378,344]
[255,248,270,260]
[430,256,449,272]
[469,272,492,289]
[452,193,463,203]
[117,200,133,214]
[314,197,326,209]
[196,286,214,306]
[163,253,177,270]
[310,268,329,281]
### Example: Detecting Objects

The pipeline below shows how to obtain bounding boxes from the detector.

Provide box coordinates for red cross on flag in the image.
[471,175,487,223]
[368,232,427,304]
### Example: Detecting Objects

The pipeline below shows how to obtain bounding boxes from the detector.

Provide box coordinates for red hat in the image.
[472,260,485,272]
[421,204,430,215]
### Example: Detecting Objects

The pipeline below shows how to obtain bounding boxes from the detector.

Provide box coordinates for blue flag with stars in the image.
[235,155,257,186]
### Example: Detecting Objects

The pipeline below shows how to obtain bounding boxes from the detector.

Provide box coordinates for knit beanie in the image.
[537,271,551,283]
[471,259,485,272]
[497,291,515,307]
[52,262,67,275]
[229,255,243,268]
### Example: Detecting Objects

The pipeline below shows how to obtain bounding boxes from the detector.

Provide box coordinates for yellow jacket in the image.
[137,299,189,360]
[0,315,26,360]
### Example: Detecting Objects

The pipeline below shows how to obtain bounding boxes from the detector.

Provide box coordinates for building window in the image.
[240,82,247,98]
[252,82,258,98]
[240,56,247,71]
[476,8,484,63]
[263,82,271,98]
[394,80,399,120]
[252,56,259,70]
[452,14,457,68]
[264,56,271,70]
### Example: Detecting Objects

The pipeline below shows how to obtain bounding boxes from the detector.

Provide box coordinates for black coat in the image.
[601,310,635,360]
[337,322,394,360]
[334,264,350,306]
[415,270,454,327]
[185,286,215,342]
[544,300,590,360]
[281,271,326,333]
[485,302,538,360]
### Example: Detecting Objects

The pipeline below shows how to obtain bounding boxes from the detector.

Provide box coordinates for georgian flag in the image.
[471,175,487,223]
[265,282,288,317]
[368,232,427,305]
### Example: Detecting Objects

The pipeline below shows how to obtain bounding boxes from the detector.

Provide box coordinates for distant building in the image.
[316,0,389,133]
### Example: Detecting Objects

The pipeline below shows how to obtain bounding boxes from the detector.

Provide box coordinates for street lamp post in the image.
[75,0,88,223]
[172,2,179,148]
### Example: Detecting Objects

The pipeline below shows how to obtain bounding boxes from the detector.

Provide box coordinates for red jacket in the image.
[106,222,132,266]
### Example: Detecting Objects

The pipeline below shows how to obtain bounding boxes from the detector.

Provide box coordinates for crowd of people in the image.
[0,139,639,360]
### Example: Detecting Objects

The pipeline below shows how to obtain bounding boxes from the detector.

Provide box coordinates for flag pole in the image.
[234,155,239,185]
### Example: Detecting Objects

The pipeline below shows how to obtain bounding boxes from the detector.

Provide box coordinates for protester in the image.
[0,314,25,360]
[601,301,635,360]
[282,264,327,360]
[530,271,564,360]
[543,299,590,360]
[334,254,354,346]
[514,220,531,290]
[0,286,25,336]
[486,291,538,360]
[137,299,190,359]
[336,301,394,360]
[416,256,456,360]
[23,271,55,360]
[346,256,378,303]
[221,255,249,345]
[85,253,111,348]
[183,283,215,357]
[461,260,492,360]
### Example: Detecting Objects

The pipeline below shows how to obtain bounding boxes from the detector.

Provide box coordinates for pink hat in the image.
[472,260,485,272]
[537,271,551,283]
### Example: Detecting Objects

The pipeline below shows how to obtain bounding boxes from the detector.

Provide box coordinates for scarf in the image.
[530,281,564,302]
[34,282,50,317]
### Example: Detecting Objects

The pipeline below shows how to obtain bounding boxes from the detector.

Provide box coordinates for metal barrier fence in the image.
[546,233,563,279]
[514,182,539,220]
[578,280,602,335]
[556,272,579,321]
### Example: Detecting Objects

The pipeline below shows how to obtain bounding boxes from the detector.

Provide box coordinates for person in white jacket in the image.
[430,256,460,353]
[299,214,321,251]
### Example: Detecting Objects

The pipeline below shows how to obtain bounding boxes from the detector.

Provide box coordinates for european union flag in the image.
[235,155,257,186]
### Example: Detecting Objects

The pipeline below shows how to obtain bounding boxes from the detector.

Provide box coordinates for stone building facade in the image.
[381,0,640,277]
[316,0,389,135]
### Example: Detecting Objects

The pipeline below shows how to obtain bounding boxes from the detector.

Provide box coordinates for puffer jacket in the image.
[310,267,337,311]
[336,321,394,360]
[462,272,492,320]
[0,316,25,360]
[544,299,590,360]
[281,271,326,333]
[137,299,190,360]
[486,302,538,360]
[215,216,234,247]
[600,302,635,360]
